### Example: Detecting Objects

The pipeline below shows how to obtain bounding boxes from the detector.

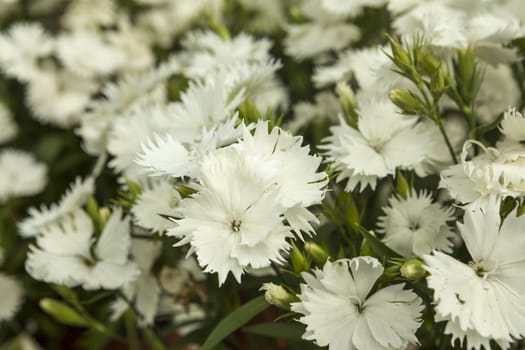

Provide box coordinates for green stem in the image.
[125,311,140,350]
[436,118,458,164]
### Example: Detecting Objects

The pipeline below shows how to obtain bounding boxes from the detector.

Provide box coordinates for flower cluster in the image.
[1,1,525,349]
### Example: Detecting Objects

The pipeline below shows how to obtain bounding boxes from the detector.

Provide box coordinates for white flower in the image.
[378,191,455,257]
[474,64,520,125]
[0,273,23,322]
[77,58,179,155]
[107,103,173,179]
[56,30,124,78]
[0,102,17,144]
[440,139,525,208]
[288,92,341,133]
[180,30,272,78]
[26,208,139,290]
[235,121,327,235]
[19,177,94,237]
[499,107,525,142]
[322,98,430,191]
[423,200,525,349]
[0,22,54,81]
[0,149,47,203]
[291,257,423,350]
[26,70,96,127]
[131,179,181,233]
[110,239,162,325]
[284,0,360,59]
[168,147,293,285]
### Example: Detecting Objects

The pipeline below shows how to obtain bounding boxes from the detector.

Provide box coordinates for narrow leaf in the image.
[201,296,269,350]
[356,225,402,260]
[242,322,305,341]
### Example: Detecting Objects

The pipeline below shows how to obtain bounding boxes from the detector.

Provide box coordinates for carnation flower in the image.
[77,58,179,155]
[0,149,47,203]
[423,200,525,349]
[26,208,139,290]
[26,70,96,127]
[0,273,23,322]
[440,139,525,208]
[0,22,54,81]
[56,30,124,78]
[284,0,360,59]
[499,107,525,142]
[131,179,181,233]
[168,147,293,285]
[291,257,423,350]
[180,30,272,78]
[322,98,430,191]
[19,177,94,237]
[378,191,455,257]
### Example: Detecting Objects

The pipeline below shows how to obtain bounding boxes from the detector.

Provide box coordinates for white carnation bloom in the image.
[19,177,94,237]
[180,30,272,78]
[168,147,293,285]
[26,70,96,127]
[111,239,162,325]
[440,139,525,208]
[77,58,179,155]
[322,98,430,191]
[424,201,525,349]
[0,149,47,203]
[26,208,139,290]
[136,115,245,179]
[56,30,125,78]
[288,92,341,133]
[0,102,17,144]
[475,64,520,124]
[291,257,423,350]
[284,0,360,59]
[131,179,181,233]
[0,273,23,322]
[0,22,54,81]
[107,103,174,179]
[499,107,525,142]
[378,191,455,257]
[235,121,327,235]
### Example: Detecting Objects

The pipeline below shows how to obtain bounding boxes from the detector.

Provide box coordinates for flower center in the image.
[231,219,242,232]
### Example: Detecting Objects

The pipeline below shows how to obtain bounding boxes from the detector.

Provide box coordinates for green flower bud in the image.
[290,243,310,274]
[400,259,427,280]
[40,299,89,327]
[260,283,297,310]
[304,242,329,266]
[389,89,425,115]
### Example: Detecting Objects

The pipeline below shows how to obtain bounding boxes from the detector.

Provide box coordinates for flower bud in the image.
[260,283,296,310]
[304,242,329,266]
[290,243,310,274]
[400,258,427,280]
[389,89,425,115]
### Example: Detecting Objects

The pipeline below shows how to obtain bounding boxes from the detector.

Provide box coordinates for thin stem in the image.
[436,118,458,164]
[125,311,140,350]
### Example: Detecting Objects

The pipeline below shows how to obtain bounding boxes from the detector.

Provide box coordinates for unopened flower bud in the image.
[290,243,310,274]
[389,89,424,115]
[260,283,296,310]
[304,242,329,266]
[400,259,427,280]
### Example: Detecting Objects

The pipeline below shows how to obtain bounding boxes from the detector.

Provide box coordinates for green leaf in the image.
[201,295,269,350]
[356,226,402,260]
[242,322,305,341]
[40,298,89,327]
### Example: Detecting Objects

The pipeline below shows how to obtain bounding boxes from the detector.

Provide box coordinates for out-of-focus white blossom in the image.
[0,149,47,203]
[0,102,17,144]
